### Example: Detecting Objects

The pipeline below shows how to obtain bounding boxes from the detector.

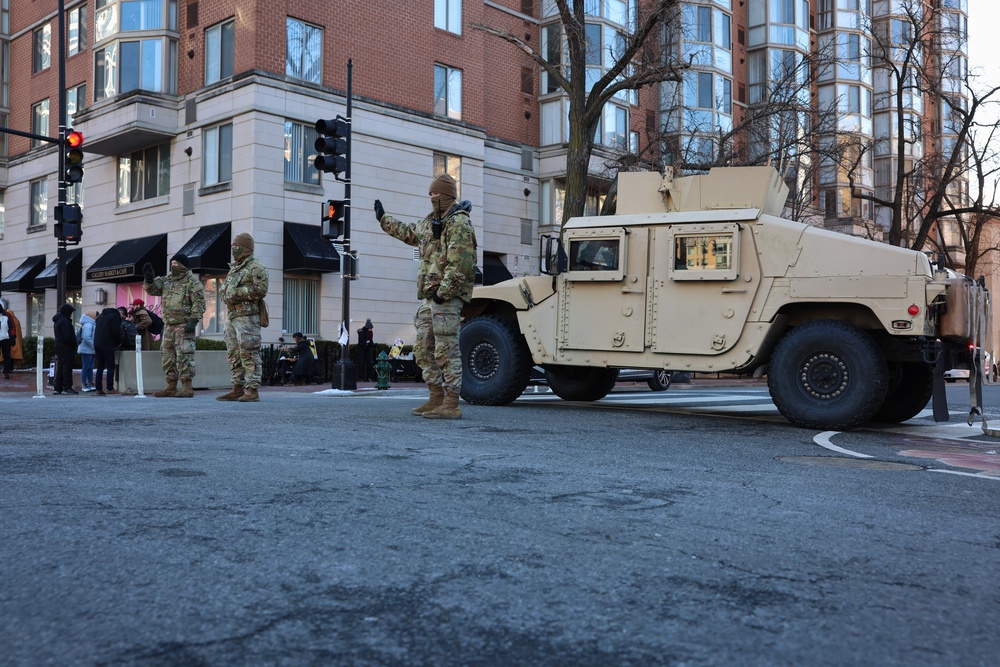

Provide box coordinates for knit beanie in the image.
[428,173,457,198]
[171,253,190,268]
[233,232,255,253]
[59,304,75,317]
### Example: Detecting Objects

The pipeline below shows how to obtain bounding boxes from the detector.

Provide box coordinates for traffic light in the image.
[64,131,85,184]
[321,199,346,239]
[54,204,83,245]
[314,117,349,175]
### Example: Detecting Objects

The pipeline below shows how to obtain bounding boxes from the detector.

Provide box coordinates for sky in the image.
[965,0,998,192]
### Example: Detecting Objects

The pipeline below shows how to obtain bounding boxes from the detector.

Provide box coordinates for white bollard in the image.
[134,334,146,398]
[33,336,45,398]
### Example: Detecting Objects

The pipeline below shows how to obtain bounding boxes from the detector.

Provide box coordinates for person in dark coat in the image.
[93,307,123,395]
[52,304,78,395]
[288,332,315,386]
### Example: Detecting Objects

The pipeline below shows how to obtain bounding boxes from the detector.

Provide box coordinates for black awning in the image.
[86,234,168,283]
[176,222,231,274]
[35,249,84,290]
[1,255,46,292]
[284,222,340,274]
[482,255,514,286]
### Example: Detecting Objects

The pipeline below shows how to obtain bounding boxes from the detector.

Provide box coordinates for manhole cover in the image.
[778,456,923,471]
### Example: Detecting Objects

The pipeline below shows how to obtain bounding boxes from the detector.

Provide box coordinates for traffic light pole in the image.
[332,59,356,390]
[55,0,68,308]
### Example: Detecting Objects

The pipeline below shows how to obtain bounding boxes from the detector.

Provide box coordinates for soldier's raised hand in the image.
[142,262,156,283]
[374,199,385,222]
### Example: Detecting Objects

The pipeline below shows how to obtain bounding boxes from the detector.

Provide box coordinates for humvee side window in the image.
[670,229,739,281]
[570,239,620,271]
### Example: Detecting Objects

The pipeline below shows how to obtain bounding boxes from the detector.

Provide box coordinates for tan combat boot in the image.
[238,386,260,402]
[411,384,444,416]
[423,391,462,420]
[174,378,194,398]
[216,384,245,401]
[153,379,177,398]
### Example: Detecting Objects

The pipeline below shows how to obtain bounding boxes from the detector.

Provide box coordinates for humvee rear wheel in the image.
[870,362,932,424]
[767,320,888,430]
[545,366,619,402]
[459,316,532,406]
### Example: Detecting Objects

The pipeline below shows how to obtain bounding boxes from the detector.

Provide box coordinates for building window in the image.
[521,217,533,245]
[283,276,319,335]
[67,84,86,128]
[95,37,176,99]
[284,120,319,185]
[434,64,462,120]
[433,153,461,197]
[434,0,462,34]
[599,103,628,148]
[68,5,87,56]
[2,42,9,108]
[34,23,51,73]
[117,143,170,205]
[0,189,5,238]
[31,100,49,149]
[201,277,228,334]
[30,178,48,227]
[203,123,233,186]
[205,19,234,85]
[286,18,322,84]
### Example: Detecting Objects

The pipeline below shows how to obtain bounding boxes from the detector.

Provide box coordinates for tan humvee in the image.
[460,166,992,430]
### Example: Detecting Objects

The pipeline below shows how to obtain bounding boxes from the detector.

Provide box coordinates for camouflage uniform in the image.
[144,268,205,381]
[380,200,476,394]
[220,250,269,389]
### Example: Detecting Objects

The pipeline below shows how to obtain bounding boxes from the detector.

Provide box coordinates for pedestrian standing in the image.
[78,310,98,392]
[143,254,206,398]
[93,307,123,395]
[130,298,155,351]
[216,233,269,402]
[0,298,14,380]
[52,304,78,395]
[374,172,477,419]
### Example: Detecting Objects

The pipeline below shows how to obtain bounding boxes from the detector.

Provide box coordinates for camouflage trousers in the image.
[224,314,262,388]
[161,323,196,381]
[414,297,463,393]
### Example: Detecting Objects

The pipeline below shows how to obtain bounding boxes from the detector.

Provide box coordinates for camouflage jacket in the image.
[144,269,206,325]
[380,200,477,303]
[221,254,269,319]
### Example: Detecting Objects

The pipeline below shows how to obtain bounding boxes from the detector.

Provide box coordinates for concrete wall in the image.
[117,351,232,394]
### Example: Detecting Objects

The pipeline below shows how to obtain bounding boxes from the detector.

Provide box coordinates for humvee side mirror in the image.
[540,235,567,276]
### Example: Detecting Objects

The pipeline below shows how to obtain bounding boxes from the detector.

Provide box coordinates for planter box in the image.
[117,351,232,393]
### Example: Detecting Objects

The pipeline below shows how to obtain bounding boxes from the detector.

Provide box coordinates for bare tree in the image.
[474,0,685,227]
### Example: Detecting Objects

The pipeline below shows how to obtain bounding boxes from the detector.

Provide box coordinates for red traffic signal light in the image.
[64,131,85,184]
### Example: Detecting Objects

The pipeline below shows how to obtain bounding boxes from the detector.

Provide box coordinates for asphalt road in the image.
[1,387,998,666]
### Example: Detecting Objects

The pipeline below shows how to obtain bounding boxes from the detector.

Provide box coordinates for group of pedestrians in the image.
[67,305,135,395]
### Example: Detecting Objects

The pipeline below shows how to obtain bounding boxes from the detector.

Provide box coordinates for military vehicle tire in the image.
[545,366,619,402]
[647,370,672,392]
[870,362,933,423]
[460,316,532,405]
[768,320,888,430]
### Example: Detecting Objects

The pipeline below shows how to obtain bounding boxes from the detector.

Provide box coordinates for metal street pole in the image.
[55,0,68,308]
[332,59,356,390]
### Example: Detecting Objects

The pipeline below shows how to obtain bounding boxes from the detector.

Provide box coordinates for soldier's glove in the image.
[431,289,446,305]
[374,199,385,222]
[184,318,198,334]
[142,262,156,283]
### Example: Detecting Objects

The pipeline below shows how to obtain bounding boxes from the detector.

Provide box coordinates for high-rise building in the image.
[0,0,981,347]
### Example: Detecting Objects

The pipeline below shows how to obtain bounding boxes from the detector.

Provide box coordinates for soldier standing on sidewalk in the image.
[143,254,206,397]
[216,233,269,403]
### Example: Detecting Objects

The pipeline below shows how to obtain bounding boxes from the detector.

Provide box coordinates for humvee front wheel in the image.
[767,320,888,430]
[870,362,932,424]
[545,366,619,402]
[459,316,532,405]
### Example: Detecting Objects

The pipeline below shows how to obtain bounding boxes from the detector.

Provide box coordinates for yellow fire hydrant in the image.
[375,351,392,390]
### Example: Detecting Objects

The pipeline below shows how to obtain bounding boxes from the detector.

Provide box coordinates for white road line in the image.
[928,469,1000,482]
[813,431,873,459]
